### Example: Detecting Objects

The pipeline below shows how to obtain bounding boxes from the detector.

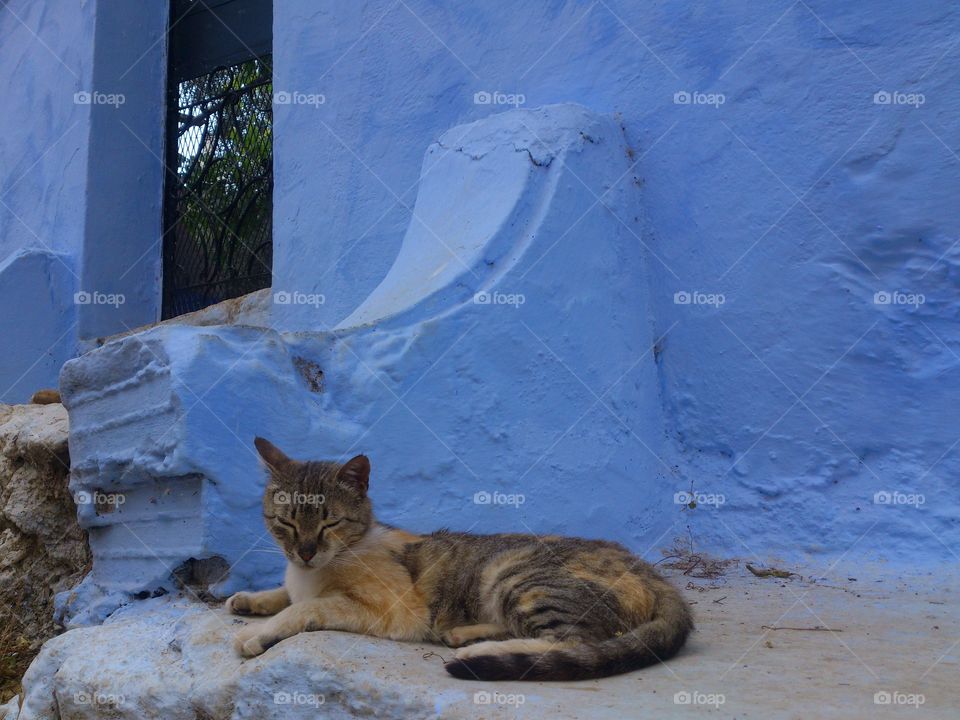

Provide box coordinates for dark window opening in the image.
[163,0,273,319]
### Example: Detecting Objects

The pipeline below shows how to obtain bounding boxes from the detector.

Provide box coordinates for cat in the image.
[227,437,694,681]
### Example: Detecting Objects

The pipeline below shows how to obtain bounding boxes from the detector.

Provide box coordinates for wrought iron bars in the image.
[162,57,273,318]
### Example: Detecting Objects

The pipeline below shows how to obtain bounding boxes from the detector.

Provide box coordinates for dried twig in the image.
[762,625,842,632]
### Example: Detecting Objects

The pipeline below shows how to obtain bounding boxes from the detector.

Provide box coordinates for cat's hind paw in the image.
[441,624,509,648]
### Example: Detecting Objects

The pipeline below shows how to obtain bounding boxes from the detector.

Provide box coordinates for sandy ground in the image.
[233,561,959,718]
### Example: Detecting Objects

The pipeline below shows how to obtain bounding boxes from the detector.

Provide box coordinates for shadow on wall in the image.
[0,250,76,404]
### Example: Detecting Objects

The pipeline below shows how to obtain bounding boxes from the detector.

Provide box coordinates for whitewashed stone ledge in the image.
[18,597,631,720]
[15,572,960,719]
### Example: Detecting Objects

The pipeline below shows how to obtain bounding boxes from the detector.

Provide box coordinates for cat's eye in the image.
[317,518,342,539]
[275,518,296,532]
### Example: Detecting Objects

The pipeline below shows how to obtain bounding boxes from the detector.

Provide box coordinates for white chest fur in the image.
[283,525,392,604]
[284,563,328,604]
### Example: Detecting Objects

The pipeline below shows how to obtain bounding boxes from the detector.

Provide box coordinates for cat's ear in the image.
[254,437,293,475]
[338,454,370,494]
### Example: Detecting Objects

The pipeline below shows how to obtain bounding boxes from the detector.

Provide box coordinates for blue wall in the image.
[273,0,960,561]
[0,0,94,401]
[0,0,166,401]
[1,0,956,563]
[0,0,93,261]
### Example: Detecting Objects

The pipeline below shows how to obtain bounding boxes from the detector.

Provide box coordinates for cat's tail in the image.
[444,587,693,681]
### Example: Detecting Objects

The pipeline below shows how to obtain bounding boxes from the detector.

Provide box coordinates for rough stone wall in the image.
[0,404,90,653]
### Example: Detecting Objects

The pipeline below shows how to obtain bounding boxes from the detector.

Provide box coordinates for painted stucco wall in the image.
[0,0,166,402]
[272,0,959,560]
[1,1,956,571]
[77,0,167,339]
[0,0,93,261]
[0,0,94,401]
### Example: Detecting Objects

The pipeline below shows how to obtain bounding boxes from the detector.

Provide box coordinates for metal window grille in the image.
[162,0,273,319]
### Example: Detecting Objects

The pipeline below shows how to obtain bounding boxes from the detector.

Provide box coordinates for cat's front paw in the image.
[233,624,277,657]
[225,591,254,615]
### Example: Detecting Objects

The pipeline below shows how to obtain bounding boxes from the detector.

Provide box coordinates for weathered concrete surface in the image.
[0,696,19,720]
[56,324,321,627]
[0,403,89,646]
[14,568,958,719]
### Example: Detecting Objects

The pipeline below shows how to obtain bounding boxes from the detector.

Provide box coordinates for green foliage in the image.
[171,57,273,307]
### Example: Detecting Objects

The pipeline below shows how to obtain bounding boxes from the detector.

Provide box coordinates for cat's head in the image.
[254,437,373,569]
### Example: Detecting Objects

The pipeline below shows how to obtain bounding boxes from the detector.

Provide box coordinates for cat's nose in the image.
[298,544,317,562]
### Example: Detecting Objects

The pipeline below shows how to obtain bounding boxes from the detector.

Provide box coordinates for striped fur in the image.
[227,439,694,680]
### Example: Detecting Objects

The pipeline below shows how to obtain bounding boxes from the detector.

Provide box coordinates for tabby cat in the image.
[227,438,693,681]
